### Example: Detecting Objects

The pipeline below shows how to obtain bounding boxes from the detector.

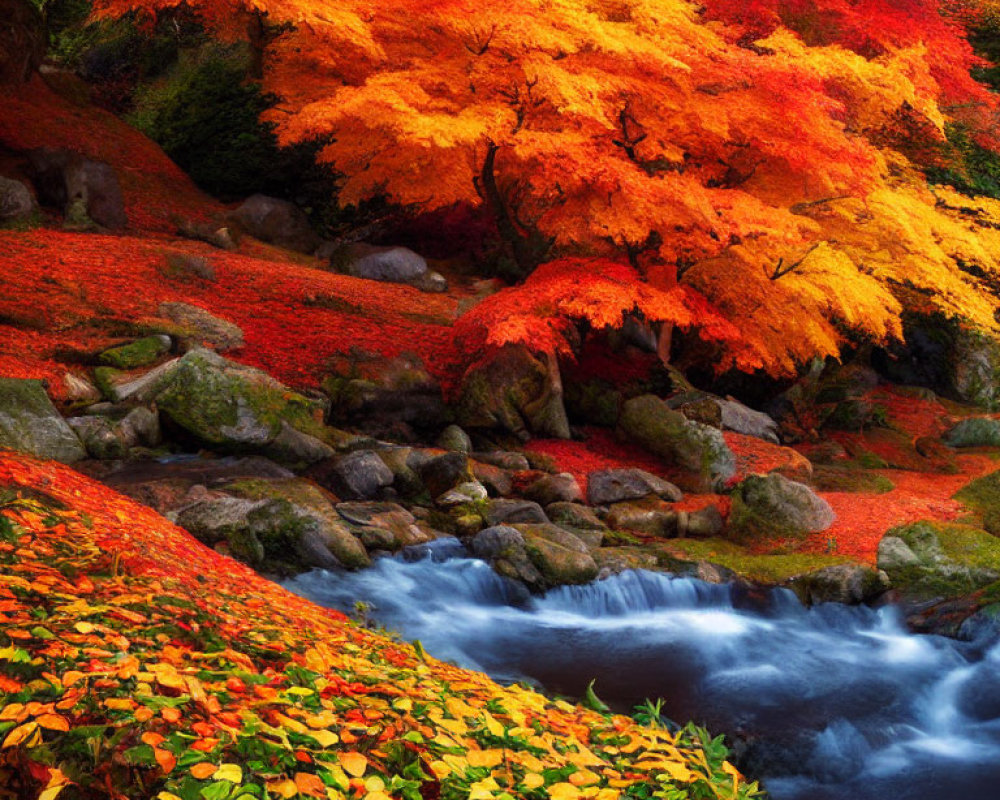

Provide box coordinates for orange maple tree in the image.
[92,0,1000,376]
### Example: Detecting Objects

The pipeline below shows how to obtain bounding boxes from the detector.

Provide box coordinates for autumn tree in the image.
[95,0,1000,381]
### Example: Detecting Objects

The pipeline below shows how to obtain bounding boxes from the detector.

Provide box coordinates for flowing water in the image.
[284,540,1000,800]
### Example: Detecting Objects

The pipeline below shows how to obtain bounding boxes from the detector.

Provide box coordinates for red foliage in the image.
[0,231,465,400]
[0,78,223,232]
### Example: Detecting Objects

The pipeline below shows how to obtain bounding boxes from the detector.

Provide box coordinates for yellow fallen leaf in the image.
[655,762,696,783]
[427,760,450,779]
[310,729,340,748]
[595,790,620,800]
[2,721,39,749]
[364,776,385,792]
[467,749,504,768]
[73,622,95,635]
[483,712,505,738]
[569,769,600,787]
[392,697,413,712]
[266,778,298,799]
[549,783,582,800]
[38,767,70,800]
[104,698,134,711]
[522,773,544,790]
[214,763,243,783]
[339,751,368,777]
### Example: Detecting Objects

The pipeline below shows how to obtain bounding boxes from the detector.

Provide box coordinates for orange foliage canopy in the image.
[94,0,1000,375]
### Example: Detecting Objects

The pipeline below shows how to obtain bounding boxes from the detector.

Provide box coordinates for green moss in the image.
[98,336,170,370]
[92,366,122,400]
[811,465,895,494]
[954,470,1000,533]
[658,538,849,584]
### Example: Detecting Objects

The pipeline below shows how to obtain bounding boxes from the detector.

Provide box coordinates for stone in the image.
[545,502,608,533]
[62,372,101,404]
[728,473,835,542]
[523,473,583,505]
[789,564,890,605]
[470,525,545,589]
[679,505,725,537]
[324,353,447,440]
[486,499,549,526]
[436,481,489,507]
[0,378,85,463]
[515,523,599,587]
[877,521,1000,601]
[149,348,331,464]
[944,418,1000,448]
[436,424,472,453]
[717,397,781,443]
[67,416,126,460]
[605,501,679,537]
[586,468,682,505]
[952,327,1000,410]
[343,243,428,284]
[619,394,735,492]
[163,252,215,282]
[410,270,449,293]
[101,358,181,403]
[419,452,473,499]
[471,451,531,471]
[157,302,244,352]
[320,450,395,500]
[470,460,514,497]
[0,176,34,224]
[0,0,45,84]
[221,477,370,569]
[98,335,172,370]
[456,344,570,440]
[229,194,322,254]
[28,148,127,230]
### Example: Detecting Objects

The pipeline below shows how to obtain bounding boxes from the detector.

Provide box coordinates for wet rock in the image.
[546,502,608,533]
[878,521,1000,601]
[470,525,545,589]
[586,468,682,506]
[157,302,244,352]
[728,473,835,543]
[436,481,488,508]
[470,459,514,497]
[0,378,85,463]
[789,564,890,605]
[619,394,735,492]
[514,523,599,587]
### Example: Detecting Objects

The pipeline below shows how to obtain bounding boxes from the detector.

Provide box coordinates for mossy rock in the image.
[728,473,835,543]
[658,538,850,584]
[154,348,332,464]
[98,335,171,370]
[564,379,623,427]
[515,523,598,586]
[811,465,894,494]
[618,394,735,493]
[0,378,86,463]
[955,470,1000,535]
[877,520,1000,601]
[945,418,1000,448]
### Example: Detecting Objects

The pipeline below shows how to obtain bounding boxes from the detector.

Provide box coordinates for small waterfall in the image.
[284,540,1000,800]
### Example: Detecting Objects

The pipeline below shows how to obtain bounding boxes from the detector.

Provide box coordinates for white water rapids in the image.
[284,539,1000,799]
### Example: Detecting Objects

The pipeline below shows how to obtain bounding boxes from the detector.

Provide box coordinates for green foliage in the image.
[926,123,1000,200]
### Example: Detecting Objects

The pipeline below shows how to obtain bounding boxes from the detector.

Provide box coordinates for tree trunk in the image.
[479,142,535,276]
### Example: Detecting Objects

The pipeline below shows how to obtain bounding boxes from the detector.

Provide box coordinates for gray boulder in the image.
[728,473,835,542]
[419,452,473,499]
[436,424,472,453]
[587,468,682,505]
[323,450,395,500]
[514,523,599,587]
[0,378,85,463]
[343,244,428,285]
[0,177,34,224]
[486,498,549,526]
[230,194,322,254]
[68,406,160,460]
[470,525,545,588]
[877,521,1000,601]
[790,564,890,605]
[944,418,1000,448]
[158,302,244,352]
[717,398,780,443]
[952,327,1000,410]
[148,348,332,464]
[28,148,127,230]
[619,394,735,492]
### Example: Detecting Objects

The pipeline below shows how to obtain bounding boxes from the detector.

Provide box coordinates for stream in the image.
[283,539,1000,800]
